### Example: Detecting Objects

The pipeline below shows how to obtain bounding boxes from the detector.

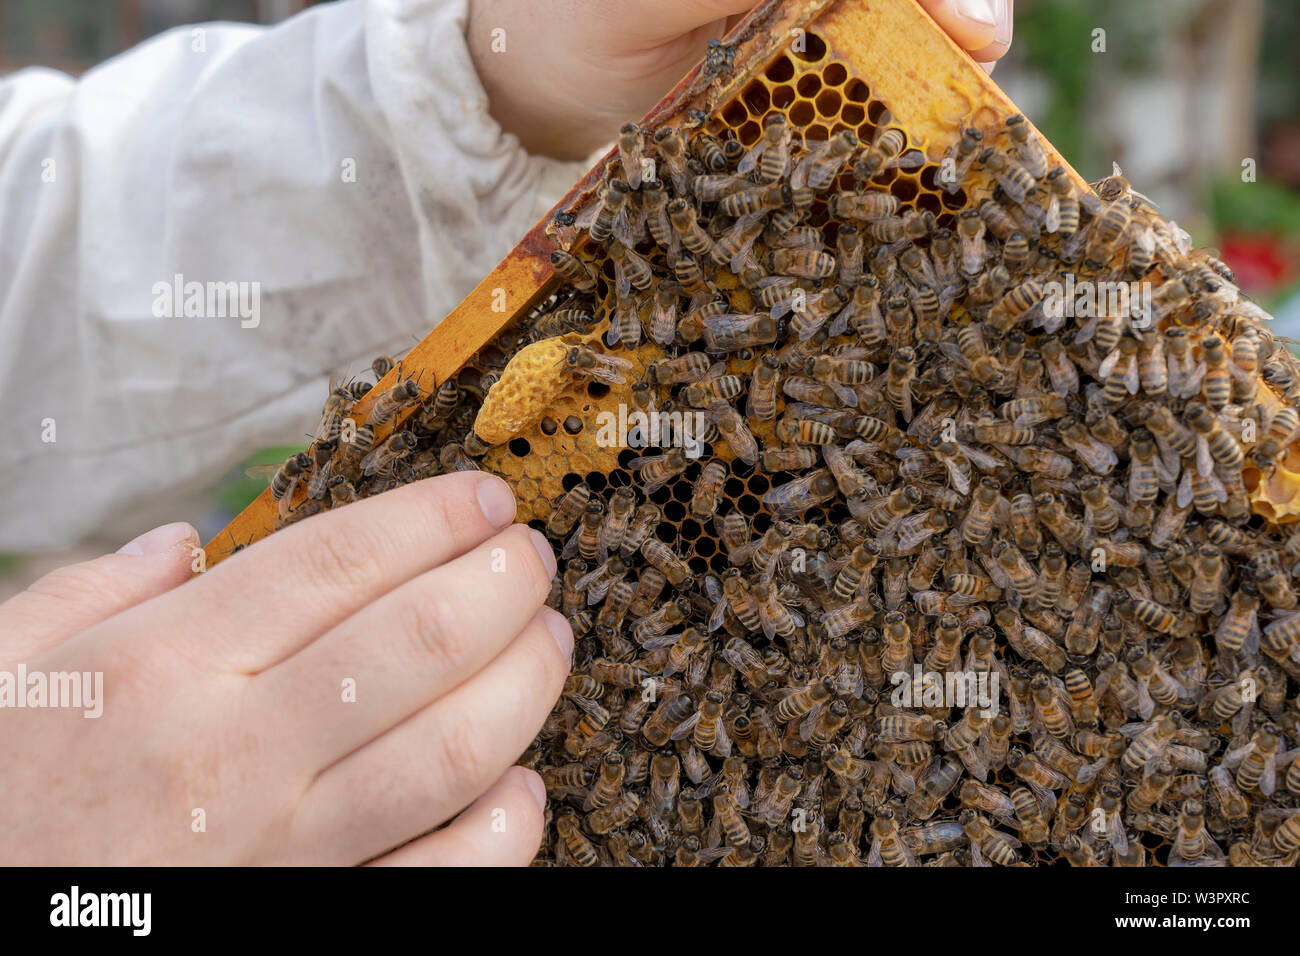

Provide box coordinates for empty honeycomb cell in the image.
[844,77,870,103]
[789,101,815,127]
[804,124,830,142]
[866,100,890,124]
[791,30,827,62]
[721,100,748,128]
[796,73,822,98]
[765,54,795,84]
[815,89,842,117]
[770,83,797,109]
[743,81,770,115]
[891,176,919,201]
[822,61,849,86]
[737,494,760,516]
[841,103,866,126]
[916,192,942,215]
[509,437,531,457]
[737,120,761,145]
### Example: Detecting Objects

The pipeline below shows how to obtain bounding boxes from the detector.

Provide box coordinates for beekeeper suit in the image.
[0,0,584,550]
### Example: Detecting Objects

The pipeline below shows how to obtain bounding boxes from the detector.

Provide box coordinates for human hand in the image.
[468,0,1013,160]
[0,473,569,865]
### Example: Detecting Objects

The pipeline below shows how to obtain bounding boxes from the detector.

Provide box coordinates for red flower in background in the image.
[1217,232,1295,295]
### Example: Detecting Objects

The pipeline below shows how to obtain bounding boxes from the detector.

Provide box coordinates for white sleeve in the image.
[0,0,586,551]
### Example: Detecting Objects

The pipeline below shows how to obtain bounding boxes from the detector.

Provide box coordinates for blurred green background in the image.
[0,0,1298,597]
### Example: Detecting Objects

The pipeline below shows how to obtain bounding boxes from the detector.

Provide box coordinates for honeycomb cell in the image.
[721,100,747,128]
[916,192,942,215]
[796,73,822,98]
[771,84,797,110]
[765,55,795,83]
[891,176,919,202]
[743,82,770,115]
[791,30,827,62]
[789,101,815,127]
[822,61,848,86]
[815,89,842,117]
[841,103,865,126]
[737,120,761,145]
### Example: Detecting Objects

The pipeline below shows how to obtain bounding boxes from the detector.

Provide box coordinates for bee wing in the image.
[707,597,730,633]
[736,138,768,176]
[1175,469,1195,508]
[1119,355,1140,394]
[669,710,702,740]
[1260,753,1277,797]
[641,632,681,652]
[888,763,917,795]
[866,836,884,868]
[587,361,632,386]
[695,846,734,864]
[1097,347,1121,380]
[1220,740,1255,770]
[612,255,632,300]
[829,381,859,408]
[574,192,602,230]
[243,463,281,483]
[889,148,926,171]
[711,722,733,758]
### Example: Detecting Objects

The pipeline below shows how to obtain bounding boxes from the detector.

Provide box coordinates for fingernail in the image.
[522,769,548,811]
[116,521,198,556]
[530,529,558,579]
[476,477,517,529]
[543,608,574,660]
[956,0,997,27]
[993,0,1012,47]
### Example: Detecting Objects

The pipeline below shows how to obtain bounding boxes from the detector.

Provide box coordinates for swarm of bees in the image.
[259,97,1300,866]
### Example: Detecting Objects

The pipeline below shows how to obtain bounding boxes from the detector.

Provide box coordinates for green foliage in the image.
[1211,175,1300,238]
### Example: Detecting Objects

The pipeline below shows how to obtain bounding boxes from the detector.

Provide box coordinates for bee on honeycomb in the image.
[258,32,1300,868]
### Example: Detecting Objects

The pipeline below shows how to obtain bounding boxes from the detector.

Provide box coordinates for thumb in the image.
[0,522,200,665]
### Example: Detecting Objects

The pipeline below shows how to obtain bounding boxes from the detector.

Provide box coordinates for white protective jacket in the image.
[0,0,585,550]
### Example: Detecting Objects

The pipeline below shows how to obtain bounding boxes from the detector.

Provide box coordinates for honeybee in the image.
[562,346,634,386]
[938,126,983,194]
[550,250,598,293]
[247,451,313,518]
[738,113,792,182]
[979,148,1034,205]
